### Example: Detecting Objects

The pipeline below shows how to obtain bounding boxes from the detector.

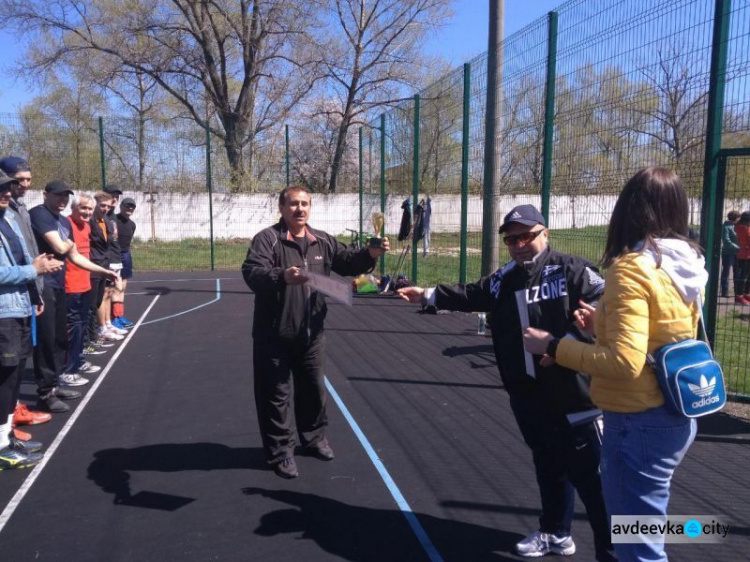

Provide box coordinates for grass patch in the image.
[714,310,750,397]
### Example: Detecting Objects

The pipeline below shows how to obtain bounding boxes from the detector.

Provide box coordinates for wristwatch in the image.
[546,338,561,358]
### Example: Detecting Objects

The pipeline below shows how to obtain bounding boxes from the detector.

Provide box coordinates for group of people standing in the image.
[721,209,750,303]
[0,156,137,472]
[244,168,707,562]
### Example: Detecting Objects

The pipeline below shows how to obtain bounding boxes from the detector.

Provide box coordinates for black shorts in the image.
[121,251,134,279]
[0,316,32,368]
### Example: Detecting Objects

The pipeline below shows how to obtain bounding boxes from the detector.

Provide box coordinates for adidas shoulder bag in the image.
[648,298,726,418]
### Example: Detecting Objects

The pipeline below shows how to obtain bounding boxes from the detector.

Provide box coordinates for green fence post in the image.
[285,124,290,189]
[412,94,420,284]
[206,121,215,271]
[701,0,732,342]
[460,63,471,284]
[380,114,386,276]
[541,11,558,223]
[359,127,364,246]
[98,116,106,189]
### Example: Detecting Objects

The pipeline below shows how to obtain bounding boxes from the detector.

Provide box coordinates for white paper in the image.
[305,272,353,307]
[515,289,536,378]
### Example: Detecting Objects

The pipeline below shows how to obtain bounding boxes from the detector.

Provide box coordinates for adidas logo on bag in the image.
[688,374,716,398]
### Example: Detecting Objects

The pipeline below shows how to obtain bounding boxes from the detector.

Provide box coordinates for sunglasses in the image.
[503,229,545,246]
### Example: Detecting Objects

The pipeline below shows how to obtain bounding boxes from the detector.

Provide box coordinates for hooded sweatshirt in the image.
[555,238,707,412]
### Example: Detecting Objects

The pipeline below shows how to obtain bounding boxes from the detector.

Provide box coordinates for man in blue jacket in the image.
[0,171,63,470]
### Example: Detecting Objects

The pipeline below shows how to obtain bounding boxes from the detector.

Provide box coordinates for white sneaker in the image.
[99,329,124,342]
[106,323,128,336]
[59,373,90,387]
[516,531,576,557]
[77,361,102,374]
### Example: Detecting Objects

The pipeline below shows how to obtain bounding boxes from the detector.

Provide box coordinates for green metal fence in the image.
[0,0,748,395]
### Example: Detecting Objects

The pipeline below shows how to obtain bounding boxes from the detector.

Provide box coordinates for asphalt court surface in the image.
[1,271,749,561]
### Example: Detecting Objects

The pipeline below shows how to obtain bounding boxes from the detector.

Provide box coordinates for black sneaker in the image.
[304,438,334,461]
[9,436,43,454]
[54,387,82,401]
[39,392,70,413]
[0,447,43,471]
[272,457,299,479]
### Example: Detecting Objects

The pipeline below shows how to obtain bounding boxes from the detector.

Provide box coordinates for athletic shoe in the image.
[59,373,90,387]
[106,323,128,336]
[0,447,43,471]
[39,392,69,413]
[516,531,576,557]
[13,403,52,426]
[92,339,116,348]
[83,345,107,356]
[118,316,135,327]
[112,318,132,330]
[76,361,102,374]
[272,457,299,479]
[99,330,124,342]
[55,387,82,400]
[9,436,43,454]
[12,427,32,441]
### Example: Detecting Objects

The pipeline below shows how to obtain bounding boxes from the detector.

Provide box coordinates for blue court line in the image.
[324,377,444,562]
[140,279,221,326]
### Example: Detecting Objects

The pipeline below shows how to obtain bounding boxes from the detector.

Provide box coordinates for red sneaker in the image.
[13,403,52,425]
[12,427,32,441]
[735,296,750,306]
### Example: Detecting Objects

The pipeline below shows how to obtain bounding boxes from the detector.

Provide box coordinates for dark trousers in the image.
[720,253,737,296]
[252,332,328,464]
[88,277,106,341]
[33,285,68,396]
[737,258,750,296]
[509,392,613,558]
[65,291,91,373]
[0,317,31,436]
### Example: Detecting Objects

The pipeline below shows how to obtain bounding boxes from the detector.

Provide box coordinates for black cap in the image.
[121,197,136,208]
[44,180,74,195]
[0,156,30,175]
[104,184,123,196]
[499,204,546,233]
[0,170,16,189]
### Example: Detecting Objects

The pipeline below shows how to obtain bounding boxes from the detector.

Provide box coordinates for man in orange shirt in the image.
[61,194,102,386]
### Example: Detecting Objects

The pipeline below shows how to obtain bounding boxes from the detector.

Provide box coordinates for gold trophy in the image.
[369,211,385,248]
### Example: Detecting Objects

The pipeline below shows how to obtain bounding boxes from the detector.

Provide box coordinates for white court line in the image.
[140,279,221,326]
[325,377,444,562]
[0,294,162,534]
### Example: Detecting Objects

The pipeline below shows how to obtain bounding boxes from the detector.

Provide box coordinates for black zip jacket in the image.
[88,216,114,277]
[433,246,605,415]
[242,221,376,342]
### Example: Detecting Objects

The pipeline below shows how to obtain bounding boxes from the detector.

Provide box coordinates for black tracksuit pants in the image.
[253,332,328,464]
[33,286,67,397]
[509,391,613,558]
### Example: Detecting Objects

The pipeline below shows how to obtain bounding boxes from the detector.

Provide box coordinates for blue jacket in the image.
[0,210,37,319]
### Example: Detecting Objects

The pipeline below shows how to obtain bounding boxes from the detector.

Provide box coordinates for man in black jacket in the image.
[242,185,389,479]
[398,205,614,561]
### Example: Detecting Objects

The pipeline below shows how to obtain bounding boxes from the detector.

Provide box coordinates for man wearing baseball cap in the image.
[398,204,614,560]
[99,185,128,336]
[29,181,118,413]
[0,156,54,432]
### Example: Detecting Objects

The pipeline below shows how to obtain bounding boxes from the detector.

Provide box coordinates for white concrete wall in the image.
[19,191,748,242]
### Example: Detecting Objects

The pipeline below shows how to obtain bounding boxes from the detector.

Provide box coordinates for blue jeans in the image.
[720,253,736,296]
[601,406,697,562]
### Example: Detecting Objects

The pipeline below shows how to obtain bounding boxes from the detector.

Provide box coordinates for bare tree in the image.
[323,0,451,192]
[2,0,323,189]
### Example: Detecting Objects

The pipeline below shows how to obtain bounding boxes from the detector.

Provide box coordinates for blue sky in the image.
[0,0,563,112]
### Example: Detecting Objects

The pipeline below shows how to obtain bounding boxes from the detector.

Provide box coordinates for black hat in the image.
[499,204,546,233]
[0,156,30,175]
[0,170,15,189]
[104,184,123,196]
[121,197,136,209]
[45,180,74,195]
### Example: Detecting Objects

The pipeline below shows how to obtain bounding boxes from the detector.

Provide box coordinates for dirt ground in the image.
[725,399,750,420]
